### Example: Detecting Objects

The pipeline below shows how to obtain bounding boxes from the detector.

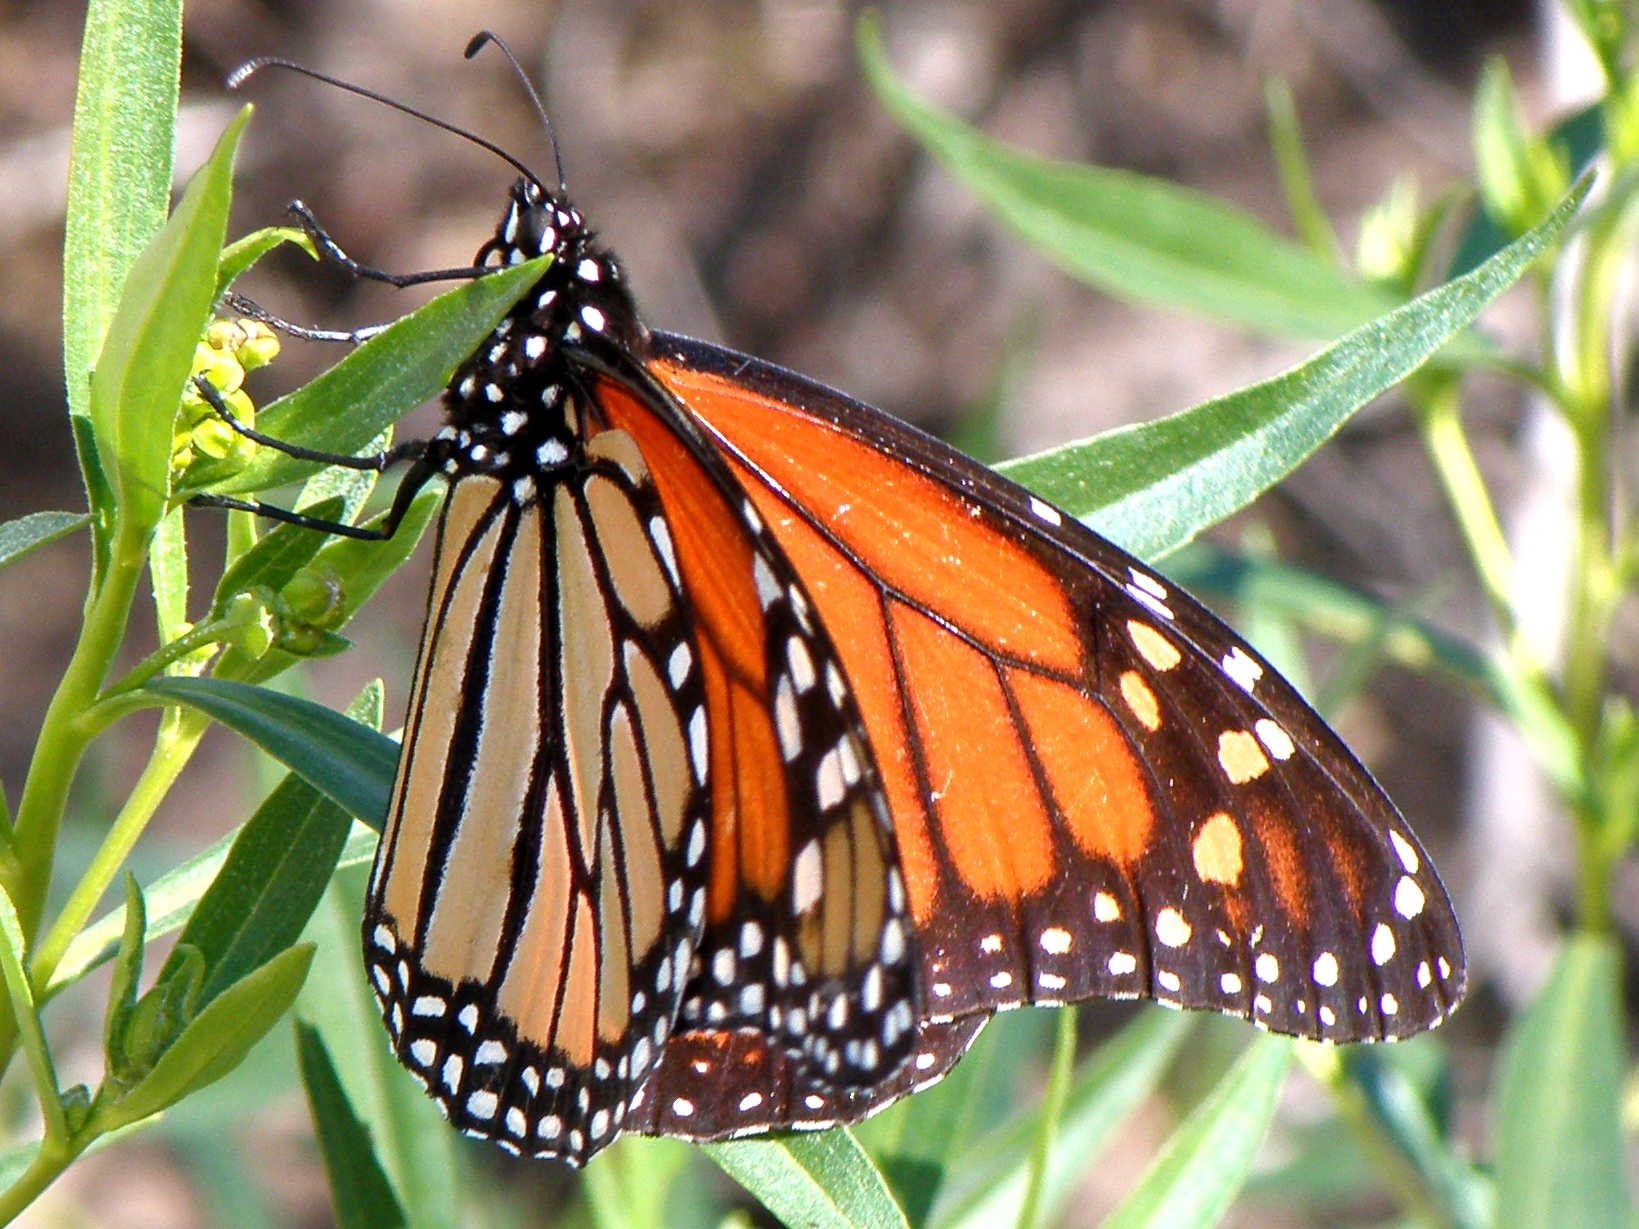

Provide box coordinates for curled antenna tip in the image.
[465,31,499,59]
[227,57,277,89]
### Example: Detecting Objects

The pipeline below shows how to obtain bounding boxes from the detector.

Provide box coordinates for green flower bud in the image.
[281,566,348,630]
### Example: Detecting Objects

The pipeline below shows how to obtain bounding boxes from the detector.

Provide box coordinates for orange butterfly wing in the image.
[647,333,1465,1042]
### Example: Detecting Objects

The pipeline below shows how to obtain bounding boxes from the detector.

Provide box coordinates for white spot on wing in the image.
[1255,718,1295,760]
[1389,830,1420,874]
[1394,877,1426,919]
[1221,646,1264,692]
[793,840,823,913]
[1029,496,1062,526]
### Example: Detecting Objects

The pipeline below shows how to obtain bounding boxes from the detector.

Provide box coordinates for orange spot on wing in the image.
[1008,669,1154,867]
[1251,808,1309,923]
[654,361,1083,674]
[892,605,1055,898]
[1192,813,1244,886]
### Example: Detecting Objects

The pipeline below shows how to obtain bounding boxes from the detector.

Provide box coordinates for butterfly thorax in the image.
[429,178,645,489]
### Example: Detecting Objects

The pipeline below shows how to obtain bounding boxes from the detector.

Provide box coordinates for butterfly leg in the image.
[290,200,493,288]
[185,375,435,540]
[221,292,388,346]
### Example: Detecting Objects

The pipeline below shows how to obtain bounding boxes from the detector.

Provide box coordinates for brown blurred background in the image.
[0,0,1571,1225]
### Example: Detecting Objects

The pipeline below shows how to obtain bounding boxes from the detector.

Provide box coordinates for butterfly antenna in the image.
[464,30,568,195]
[228,56,547,192]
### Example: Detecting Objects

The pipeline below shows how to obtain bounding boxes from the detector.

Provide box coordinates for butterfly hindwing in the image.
[629,1016,987,1142]
[648,332,1465,1042]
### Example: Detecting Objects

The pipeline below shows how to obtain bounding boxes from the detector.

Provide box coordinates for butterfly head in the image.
[434,179,645,487]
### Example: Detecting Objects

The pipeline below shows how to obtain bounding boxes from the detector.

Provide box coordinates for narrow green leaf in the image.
[1473,58,1568,238]
[1336,1046,1490,1229]
[217,225,315,297]
[102,875,147,1072]
[858,1011,1051,1223]
[151,504,189,646]
[49,823,376,998]
[935,1009,1193,1229]
[143,677,397,827]
[295,1020,408,1229]
[88,108,250,532]
[190,256,549,496]
[858,14,1391,339]
[708,1129,911,1229]
[63,0,182,417]
[997,177,1588,561]
[70,415,116,583]
[1098,1034,1291,1229]
[1492,934,1632,1229]
[0,511,89,569]
[155,773,353,1011]
[299,864,461,1229]
[93,942,314,1132]
[1447,102,1601,279]
[296,430,389,522]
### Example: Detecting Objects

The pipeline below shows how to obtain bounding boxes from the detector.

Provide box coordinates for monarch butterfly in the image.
[228,38,1464,1167]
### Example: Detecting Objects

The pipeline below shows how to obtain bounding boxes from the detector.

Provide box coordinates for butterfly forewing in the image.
[647,333,1465,1042]
[364,440,711,1162]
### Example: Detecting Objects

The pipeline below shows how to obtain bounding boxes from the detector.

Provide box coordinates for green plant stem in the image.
[30,708,207,993]
[1557,199,1635,929]
[0,917,65,1149]
[8,525,150,937]
[1409,375,1517,636]
[1015,1005,1078,1229]
[0,1138,81,1227]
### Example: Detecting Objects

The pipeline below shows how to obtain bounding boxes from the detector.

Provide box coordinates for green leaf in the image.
[934,1009,1193,1229]
[93,941,314,1132]
[858,1011,1053,1223]
[88,107,249,533]
[1492,934,1633,1229]
[143,677,397,827]
[858,14,1391,340]
[154,771,354,1013]
[997,177,1589,561]
[102,875,148,1075]
[62,0,182,418]
[217,225,315,297]
[299,863,461,1229]
[1473,58,1570,238]
[0,511,89,569]
[1335,1046,1490,1229]
[1447,102,1601,279]
[151,504,189,646]
[189,256,549,496]
[1099,1034,1292,1229]
[707,1129,911,1229]
[295,1020,408,1229]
